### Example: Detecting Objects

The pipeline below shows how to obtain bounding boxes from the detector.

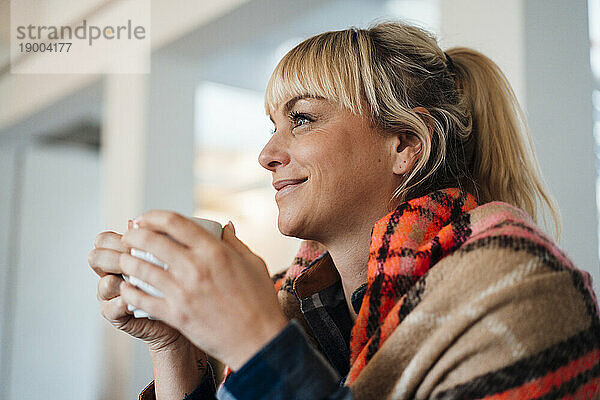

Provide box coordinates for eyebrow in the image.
[269,94,326,123]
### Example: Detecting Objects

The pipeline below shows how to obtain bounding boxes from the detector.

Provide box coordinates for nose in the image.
[258,134,290,172]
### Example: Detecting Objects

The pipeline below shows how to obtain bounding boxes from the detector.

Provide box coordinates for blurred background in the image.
[0,0,598,398]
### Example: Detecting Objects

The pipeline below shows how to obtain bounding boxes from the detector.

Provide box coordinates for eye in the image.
[289,111,314,130]
[269,111,314,135]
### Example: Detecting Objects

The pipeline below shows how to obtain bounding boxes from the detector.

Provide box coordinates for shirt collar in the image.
[293,250,368,313]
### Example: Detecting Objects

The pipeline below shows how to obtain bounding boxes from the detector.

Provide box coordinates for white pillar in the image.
[142,52,198,214]
[131,51,200,398]
[0,143,22,400]
[100,73,149,399]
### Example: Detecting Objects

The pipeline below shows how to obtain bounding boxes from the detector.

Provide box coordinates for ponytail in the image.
[446,47,562,240]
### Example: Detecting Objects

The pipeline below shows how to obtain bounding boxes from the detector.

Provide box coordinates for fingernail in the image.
[227,220,235,234]
[131,217,140,229]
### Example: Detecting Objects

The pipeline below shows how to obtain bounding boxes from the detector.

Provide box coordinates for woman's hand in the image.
[89,227,211,398]
[118,211,288,371]
[88,228,193,353]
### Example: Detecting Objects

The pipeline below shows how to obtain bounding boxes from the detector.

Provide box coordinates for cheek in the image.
[294,129,385,201]
[317,154,368,206]
[329,147,388,200]
[299,134,354,172]
[310,153,351,197]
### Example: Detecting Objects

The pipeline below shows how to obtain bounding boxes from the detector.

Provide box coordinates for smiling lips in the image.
[273,178,308,191]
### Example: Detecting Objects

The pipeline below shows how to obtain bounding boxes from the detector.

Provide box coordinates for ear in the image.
[390,106,431,175]
[391,132,422,175]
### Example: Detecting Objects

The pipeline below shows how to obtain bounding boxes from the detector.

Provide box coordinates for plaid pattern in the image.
[274,187,600,399]
[348,188,478,383]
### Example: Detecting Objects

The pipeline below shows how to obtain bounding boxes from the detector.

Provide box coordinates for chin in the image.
[277,216,300,238]
[277,212,322,242]
[277,212,308,239]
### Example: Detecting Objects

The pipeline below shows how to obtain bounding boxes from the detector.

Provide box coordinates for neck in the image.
[315,196,400,322]
[321,223,374,322]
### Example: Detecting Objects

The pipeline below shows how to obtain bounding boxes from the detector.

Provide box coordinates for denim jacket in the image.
[140,251,366,400]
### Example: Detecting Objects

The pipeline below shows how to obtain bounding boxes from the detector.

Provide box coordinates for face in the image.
[258,95,402,242]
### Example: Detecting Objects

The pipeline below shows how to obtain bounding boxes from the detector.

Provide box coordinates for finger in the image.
[119,253,179,295]
[221,222,256,260]
[221,223,271,277]
[135,210,220,249]
[120,281,166,321]
[98,274,124,301]
[94,231,128,252]
[121,228,188,268]
[89,248,124,276]
[100,295,132,322]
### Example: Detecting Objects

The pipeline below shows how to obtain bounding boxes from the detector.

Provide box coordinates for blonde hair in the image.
[264,21,561,240]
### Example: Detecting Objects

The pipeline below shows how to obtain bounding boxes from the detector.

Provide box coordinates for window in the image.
[194,81,302,275]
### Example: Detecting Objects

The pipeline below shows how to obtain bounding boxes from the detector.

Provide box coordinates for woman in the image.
[89,21,600,399]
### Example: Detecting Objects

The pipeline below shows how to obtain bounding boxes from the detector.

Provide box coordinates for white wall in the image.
[7,143,104,399]
[524,0,599,293]
[439,0,525,105]
[440,0,599,294]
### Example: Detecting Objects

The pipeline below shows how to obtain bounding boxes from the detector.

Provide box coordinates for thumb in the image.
[222,221,251,256]
[227,220,235,235]
[223,222,271,276]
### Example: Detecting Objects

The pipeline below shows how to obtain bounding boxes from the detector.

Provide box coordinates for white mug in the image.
[123,217,223,319]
